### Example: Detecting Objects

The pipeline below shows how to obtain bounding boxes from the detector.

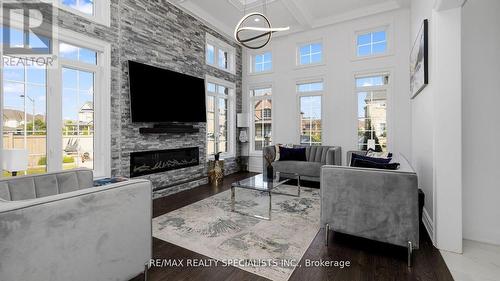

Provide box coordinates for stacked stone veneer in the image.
[53,0,242,196]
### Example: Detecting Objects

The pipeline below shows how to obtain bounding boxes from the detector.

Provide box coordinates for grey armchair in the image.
[0,169,152,281]
[320,151,419,266]
[263,145,342,182]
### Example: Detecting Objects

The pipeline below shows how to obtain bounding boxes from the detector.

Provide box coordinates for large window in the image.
[1,32,110,178]
[298,42,323,65]
[2,59,47,176]
[206,78,235,157]
[297,82,323,145]
[206,34,236,74]
[356,74,389,152]
[357,30,387,57]
[251,87,272,151]
[60,43,98,170]
[252,52,272,73]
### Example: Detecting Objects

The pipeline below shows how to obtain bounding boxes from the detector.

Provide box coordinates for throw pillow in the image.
[274,144,282,161]
[350,153,392,166]
[352,158,400,170]
[279,147,307,161]
[366,149,393,159]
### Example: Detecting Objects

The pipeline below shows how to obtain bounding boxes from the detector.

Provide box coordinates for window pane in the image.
[357,30,387,57]
[218,49,228,69]
[357,34,371,45]
[206,44,214,65]
[218,98,228,153]
[298,82,323,92]
[300,96,322,145]
[372,42,387,54]
[373,31,386,42]
[252,88,272,97]
[62,0,94,15]
[62,68,94,170]
[357,89,387,152]
[206,96,215,155]
[60,43,97,65]
[357,45,371,56]
[311,53,322,64]
[356,75,388,88]
[254,52,272,73]
[311,43,322,54]
[254,96,272,151]
[207,82,216,93]
[2,58,47,177]
[299,43,322,65]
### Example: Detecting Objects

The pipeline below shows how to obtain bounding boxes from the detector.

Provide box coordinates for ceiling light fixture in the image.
[234,0,290,49]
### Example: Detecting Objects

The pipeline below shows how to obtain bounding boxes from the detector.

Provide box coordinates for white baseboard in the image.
[422,207,435,244]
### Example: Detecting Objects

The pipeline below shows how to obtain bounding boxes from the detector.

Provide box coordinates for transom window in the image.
[206,34,236,74]
[206,79,235,157]
[62,0,94,15]
[251,87,272,151]
[252,52,272,73]
[58,0,110,26]
[297,81,323,146]
[298,43,322,65]
[297,82,324,92]
[357,30,387,57]
[356,74,389,152]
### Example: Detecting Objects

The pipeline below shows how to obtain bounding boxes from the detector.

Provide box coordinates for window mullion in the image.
[46,64,63,172]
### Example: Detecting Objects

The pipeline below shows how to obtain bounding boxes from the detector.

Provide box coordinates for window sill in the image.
[248,70,274,76]
[350,51,393,62]
[207,63,236,75]
[294,62,326,71]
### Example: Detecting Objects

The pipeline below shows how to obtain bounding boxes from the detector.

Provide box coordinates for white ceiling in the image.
[170,0,409,40]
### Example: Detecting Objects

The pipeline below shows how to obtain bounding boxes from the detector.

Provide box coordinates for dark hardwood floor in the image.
[132,172,454,281]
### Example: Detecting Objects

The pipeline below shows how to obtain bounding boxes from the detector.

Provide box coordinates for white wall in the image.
[462,0,500,245]
[243,9,411,172]
[410,0,463,253]
[410,0,435,232]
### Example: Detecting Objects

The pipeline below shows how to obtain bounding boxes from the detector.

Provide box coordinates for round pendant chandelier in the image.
[234,1,290,49]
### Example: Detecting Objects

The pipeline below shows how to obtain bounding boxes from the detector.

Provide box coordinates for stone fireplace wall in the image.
[52,0,242,195]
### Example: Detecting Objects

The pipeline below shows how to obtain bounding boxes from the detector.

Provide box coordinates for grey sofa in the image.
[321,151,419,266]
[0,168,152,281]
[263,145,342,182]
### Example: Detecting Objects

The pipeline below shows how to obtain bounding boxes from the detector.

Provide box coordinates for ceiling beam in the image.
[280,0,313,28]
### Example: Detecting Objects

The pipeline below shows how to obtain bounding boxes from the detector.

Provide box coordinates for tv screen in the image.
[128,61,206,123]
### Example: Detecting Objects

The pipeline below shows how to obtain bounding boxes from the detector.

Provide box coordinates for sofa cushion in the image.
[279,147,307,161]
[350,153,392,166]
[351,158,400,170]
[272,161,323,178]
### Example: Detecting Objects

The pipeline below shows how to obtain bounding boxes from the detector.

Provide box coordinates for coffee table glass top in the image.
[232,174,291,192]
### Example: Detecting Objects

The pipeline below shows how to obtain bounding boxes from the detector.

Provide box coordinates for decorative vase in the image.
[265,166,274,180]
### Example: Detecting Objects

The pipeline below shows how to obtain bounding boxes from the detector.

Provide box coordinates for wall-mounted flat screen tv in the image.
[128,61,206,123]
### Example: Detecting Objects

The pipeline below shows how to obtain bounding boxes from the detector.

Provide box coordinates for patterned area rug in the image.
[152,184,321,281]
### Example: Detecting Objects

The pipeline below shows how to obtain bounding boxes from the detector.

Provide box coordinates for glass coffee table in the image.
[230,173,301,220]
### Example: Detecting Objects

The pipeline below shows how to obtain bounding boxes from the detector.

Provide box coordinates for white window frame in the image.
[205,75,236,159]
[352,24,393,61]
[296,79,324,146]
[296,40,324,68]
[206,33,236,74]
[250,51,273,74]
[0,28,111,179]
[55,0,111,27]
[354,72,390,152]
[249,84,273,156]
